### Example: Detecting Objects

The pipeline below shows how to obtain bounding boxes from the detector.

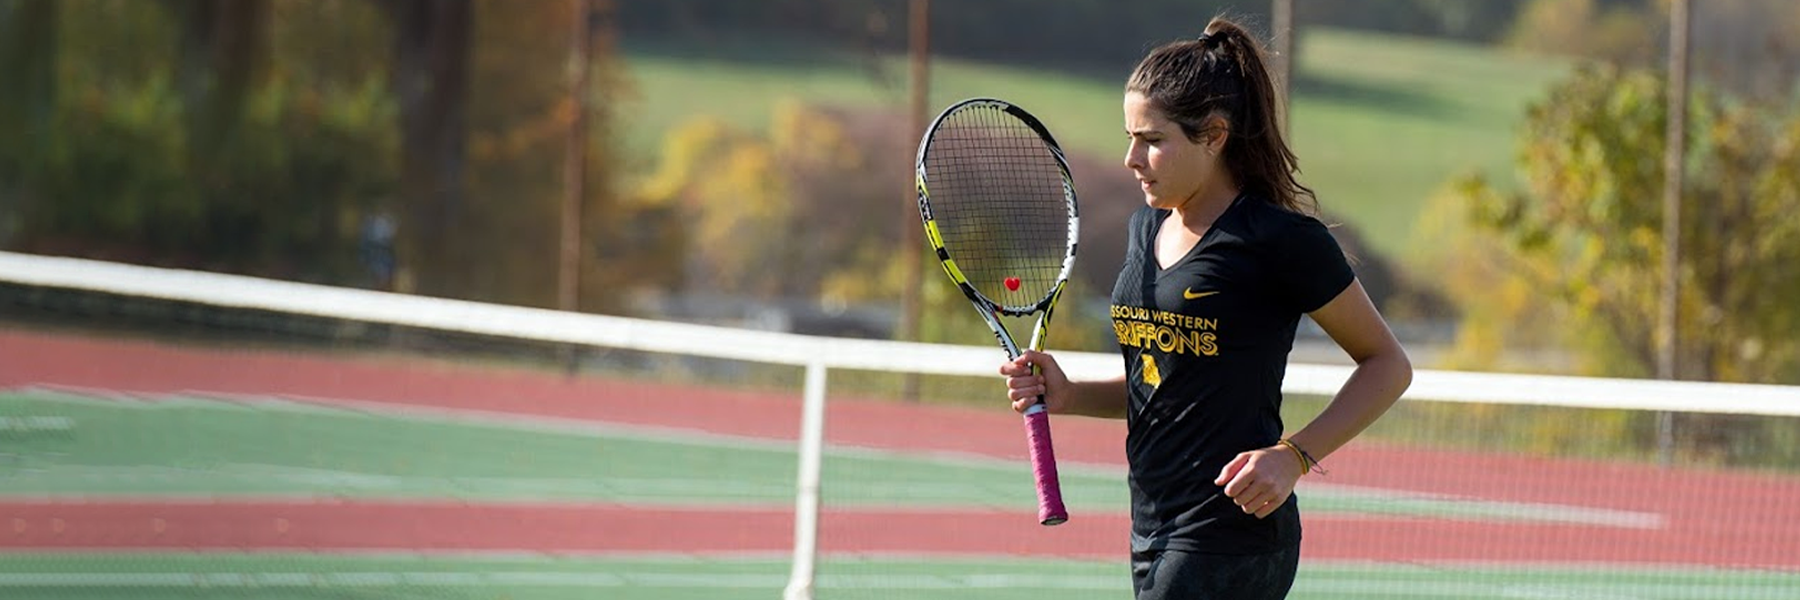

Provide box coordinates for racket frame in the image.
[914,97,1079,526]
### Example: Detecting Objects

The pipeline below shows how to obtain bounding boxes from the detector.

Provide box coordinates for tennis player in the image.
[1000,16,1412,599]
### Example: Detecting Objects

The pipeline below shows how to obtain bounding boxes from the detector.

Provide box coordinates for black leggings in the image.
[1130,546,1300,600]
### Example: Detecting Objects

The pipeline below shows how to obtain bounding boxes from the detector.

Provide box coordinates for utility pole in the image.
[559,0,596,373]
[560,0,594,315]
[1270,0,1293,134]
[899,0,929,401]
[1656,0,1691,467]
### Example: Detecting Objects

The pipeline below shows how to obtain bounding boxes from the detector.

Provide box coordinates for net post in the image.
[783,360,828,600]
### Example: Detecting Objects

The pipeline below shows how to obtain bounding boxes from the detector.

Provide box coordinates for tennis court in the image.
[4,326,1799,599]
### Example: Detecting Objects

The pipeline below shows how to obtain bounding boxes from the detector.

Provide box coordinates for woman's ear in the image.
[1202,115,1230,155]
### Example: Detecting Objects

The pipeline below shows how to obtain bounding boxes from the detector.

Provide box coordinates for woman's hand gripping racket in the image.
[915,98,1078,526]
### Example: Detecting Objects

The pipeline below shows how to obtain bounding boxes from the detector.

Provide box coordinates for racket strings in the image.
[923,105,1073,310]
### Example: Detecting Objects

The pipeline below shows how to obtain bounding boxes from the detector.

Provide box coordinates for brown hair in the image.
[1125,17,1316,216]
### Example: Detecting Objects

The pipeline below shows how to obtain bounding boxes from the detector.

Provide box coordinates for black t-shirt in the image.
[1109,194,1354,554]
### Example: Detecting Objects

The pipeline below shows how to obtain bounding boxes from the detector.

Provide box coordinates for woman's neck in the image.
[1172,182,1241,232]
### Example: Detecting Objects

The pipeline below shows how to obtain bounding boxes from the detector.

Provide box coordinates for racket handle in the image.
[1022,403,1068,526]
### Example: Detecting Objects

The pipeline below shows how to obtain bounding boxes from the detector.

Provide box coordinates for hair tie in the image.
[1197,31,1219,48]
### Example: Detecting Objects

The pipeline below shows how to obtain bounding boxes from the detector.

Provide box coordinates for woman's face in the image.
[1123,91,1221,210]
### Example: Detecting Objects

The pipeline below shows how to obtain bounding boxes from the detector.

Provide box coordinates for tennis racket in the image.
[915,98,1078,526]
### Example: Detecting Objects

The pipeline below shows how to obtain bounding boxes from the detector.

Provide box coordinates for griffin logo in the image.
[1141,355,1162,388]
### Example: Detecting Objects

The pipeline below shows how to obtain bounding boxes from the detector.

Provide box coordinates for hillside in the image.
[616,28,1568,266]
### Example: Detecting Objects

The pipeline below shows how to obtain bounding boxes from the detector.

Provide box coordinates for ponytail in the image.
[1127,17,1316,217]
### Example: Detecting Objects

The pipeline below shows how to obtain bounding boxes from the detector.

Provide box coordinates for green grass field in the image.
[617,28,1569,261]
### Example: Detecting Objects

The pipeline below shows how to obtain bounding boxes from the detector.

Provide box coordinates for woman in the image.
[1000,17,1413,600]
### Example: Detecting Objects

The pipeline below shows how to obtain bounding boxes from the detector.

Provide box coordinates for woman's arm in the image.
[1285,278,1413,463]
[1217,278,1412,518]
[1001,350,1130,419]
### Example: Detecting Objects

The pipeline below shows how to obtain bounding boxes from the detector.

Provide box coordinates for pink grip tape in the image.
[1023,408,1069,526]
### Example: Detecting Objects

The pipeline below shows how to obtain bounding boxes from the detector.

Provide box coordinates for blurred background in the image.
[2,1,1800,599]
[4,0,1799,380]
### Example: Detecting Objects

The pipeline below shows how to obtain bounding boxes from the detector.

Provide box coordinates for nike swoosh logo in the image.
[1183,288,1219,300]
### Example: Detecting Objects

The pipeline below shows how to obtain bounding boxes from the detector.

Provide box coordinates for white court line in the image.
[1303,482,1666,529]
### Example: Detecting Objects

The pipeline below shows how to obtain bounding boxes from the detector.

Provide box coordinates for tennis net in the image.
[2,250,1798,600]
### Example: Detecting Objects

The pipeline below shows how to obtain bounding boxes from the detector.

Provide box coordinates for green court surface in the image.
[0,553,1795,600]
[0,388,1126,508]
[0,389,1659,527]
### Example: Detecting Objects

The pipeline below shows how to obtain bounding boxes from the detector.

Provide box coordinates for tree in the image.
[374,0,471,298]
[0,0,57,246]
[1504,0,1658,66]
[371,0,629,310]
[4,1,396,282]
[159,0,270,155]
[1426,64,1800,462]
[621,101,1119,348]
[630,107,852,302]
[1508,0,1800,103]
